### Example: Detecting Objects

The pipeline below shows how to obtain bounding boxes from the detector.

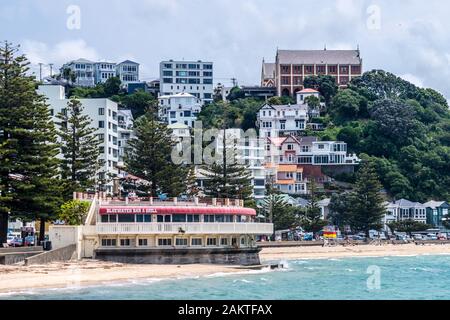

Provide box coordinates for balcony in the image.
[96,222,273,235]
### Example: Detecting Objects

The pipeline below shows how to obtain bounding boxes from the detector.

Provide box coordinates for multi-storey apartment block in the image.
[264,135,360,195]
[160,60,214,105]
[117,109,134,166]
[158,92,202,127]
[262,48,363,97]
[38,85,121,192]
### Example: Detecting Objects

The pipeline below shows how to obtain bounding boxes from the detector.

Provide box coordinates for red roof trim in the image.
[99,206,256,216]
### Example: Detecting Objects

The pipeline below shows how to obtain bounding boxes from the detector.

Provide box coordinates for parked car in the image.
[9,237,23,247]
[24,236,35,246]
[413,234,423,240]
[426,234,438,241]
[6,235,15,245]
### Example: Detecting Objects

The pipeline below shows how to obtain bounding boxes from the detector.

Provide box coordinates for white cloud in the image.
[21,39,100,77]
[400,74,424,88]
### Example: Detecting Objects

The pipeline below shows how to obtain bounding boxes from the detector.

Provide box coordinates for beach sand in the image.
[1,243,450,294]
[0,261,241,294]
[259,243,450,261]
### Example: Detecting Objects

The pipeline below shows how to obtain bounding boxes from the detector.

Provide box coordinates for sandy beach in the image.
[1,243,450,295]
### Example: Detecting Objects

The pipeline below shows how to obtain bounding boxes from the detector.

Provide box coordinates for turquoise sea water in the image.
[3,255,450,300]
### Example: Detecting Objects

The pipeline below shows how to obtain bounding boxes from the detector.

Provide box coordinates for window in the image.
[287,144,293,150]
[302,146,309,152]
[191,238,202,246]
[220,238,228,246]
[172,214,186,222]
[203,78,213,84]
[101,239,116,246]
[204,215,215,222]
[187,214,200,222]
[163,63,172,69]
[163,71,173,76]
[293,65,302,74]
[280,65,290,74]
[136,214,152,222]
[316,65,326,74]
[163,78,173,83]
[207,238,217,246]
[328,65,337,74]
[304,65,314,74]
[203,71,213,77]
[98,121,105,128]
[281,76,290,85]
[120,239,131,246]
[138,239,148,246]
[158,238,172,246]
[118,214,134,223]
[203,64,213,70]
[351,65,361,74]
[176,238,188,246]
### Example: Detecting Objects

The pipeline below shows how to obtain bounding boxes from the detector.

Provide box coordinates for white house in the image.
[257,103,309,138]
[95,61,117,84]
[38,85,120,192]
[61,58,96,87]
[116,60,140,87]
[158,92,202,127]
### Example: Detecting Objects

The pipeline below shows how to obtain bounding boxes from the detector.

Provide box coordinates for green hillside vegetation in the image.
[197,70,450,202]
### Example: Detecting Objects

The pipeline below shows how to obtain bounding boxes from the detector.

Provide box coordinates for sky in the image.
[2,0,450,98]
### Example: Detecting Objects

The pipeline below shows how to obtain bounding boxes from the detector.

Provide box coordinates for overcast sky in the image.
[2,0,450,98]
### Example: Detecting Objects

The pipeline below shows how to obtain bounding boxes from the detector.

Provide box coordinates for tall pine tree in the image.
[0,41,62,243]
[56,98,102,198]
[348,161,387,237]
[125,107,188,197]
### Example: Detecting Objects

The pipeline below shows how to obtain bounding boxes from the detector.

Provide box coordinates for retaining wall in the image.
[95,247,261,265]
[24,244,76,266]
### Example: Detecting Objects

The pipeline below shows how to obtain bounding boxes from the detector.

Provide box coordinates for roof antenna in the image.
[324,44,327,51]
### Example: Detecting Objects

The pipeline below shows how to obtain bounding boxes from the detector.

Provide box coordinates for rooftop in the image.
[276,49,362,65]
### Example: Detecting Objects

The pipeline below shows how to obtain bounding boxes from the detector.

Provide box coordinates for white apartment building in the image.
[117,109,134,166]
[116,60,140,87]
[38,85,120,192]
[160,60,214,105]
[215,129,266,201]
[257,103,309,138]
[158,92,202,127]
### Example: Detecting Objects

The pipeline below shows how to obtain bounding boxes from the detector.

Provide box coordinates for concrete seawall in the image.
[24,244,77,266]
[95,247,262,266]
[0,247,43,265]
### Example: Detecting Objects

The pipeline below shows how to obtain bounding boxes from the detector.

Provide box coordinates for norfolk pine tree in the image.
[56,98,102,198]
[348,161,387,237]
[0,41,62,243]
[124,106,187,197]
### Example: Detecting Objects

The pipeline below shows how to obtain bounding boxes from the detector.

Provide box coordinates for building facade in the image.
[158,92,202,127]
[51,194,273,265]
[264,135,360,195]
[262,49,363,97]
[61,59,140,88]
[424,201,450,229]
[38,85,120,192]
[160,60,214,105]
[385,199,427,225]
[257,103,309,138]
[116,60,140,87]
[117,109,134,166]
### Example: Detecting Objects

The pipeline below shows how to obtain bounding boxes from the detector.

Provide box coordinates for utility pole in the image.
[38,63,43,82]
[231,78,237,87]
[49,63,54,77]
